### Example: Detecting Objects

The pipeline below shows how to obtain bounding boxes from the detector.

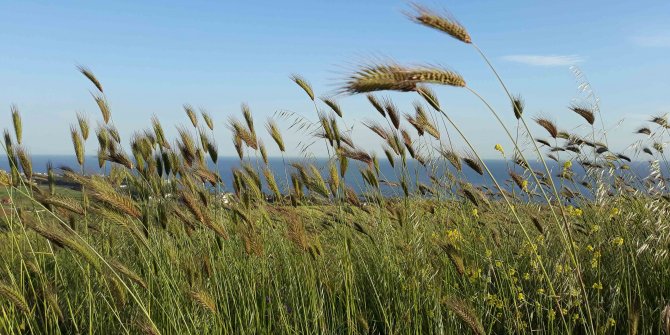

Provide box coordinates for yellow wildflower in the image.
[494,143,504,156]
[592,281,603,290]
[471,208,479,218]
[607,318,616,327]
[563,160,573,170]
[521,180,529,191]
[612,237,624,246]
[517,292,525,301]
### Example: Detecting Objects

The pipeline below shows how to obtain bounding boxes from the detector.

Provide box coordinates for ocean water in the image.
[0,155,660,196]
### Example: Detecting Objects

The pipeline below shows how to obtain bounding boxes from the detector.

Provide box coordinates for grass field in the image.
[2,3,670,334]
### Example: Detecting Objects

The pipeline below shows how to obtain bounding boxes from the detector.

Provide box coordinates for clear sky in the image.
[1,0,669,158]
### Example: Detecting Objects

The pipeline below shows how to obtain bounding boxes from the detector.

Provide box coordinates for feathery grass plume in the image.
[265,119,285,152]
[651,115,669,128]
[329,116,341,146]
[322,97,343,118]
[242,163,262,192]
[384,147,395,167]
[184,104,198,128]
[39,194,85,215]
[533,117,559,138]
[259,142,268,165]
[438,148,462,172]
[263,167,282,200]
[228,116,258,149]
[636,127,651,135]
[11,104,22,144]
[0,282,30,314]
[342,63,465,94]
[28,220,102,271]
[414,101,440,139]
[338,147,373,165]
[78,65,103,92]
[363,120,390,140]
[191,289,218,315]
[233,134,244,159]
[92,93,111,124]
[193,166,222,186]
[241,103,256,135]
[206,138,218,164]
[70,125,85,167]
[47,161,56,195]
[536,138,551,147]
[417,85,440,111]
[401,129,416,158]
[462,154,483,175]
[76,112,90,140]
[569,103,595,125]
[16,147,33,180]
[442,297,485,335]
[150,115,169,148]
[105,125,121,144]
[406,113,425,136]
[328,161,339,195]
[201,109,214,130]
[181,189,228,239]
[383,97,401,129]
[441,243,465,276]
[617,153,631,162]
[653,142,665,153]
[406,3,471,44]
[512,95,524,119]
[339,155,349,177]
[366,94,387,117]
[290,74,315,101]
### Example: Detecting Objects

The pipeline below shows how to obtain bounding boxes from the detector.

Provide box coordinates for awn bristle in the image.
[406,3,472,44]
[322,97,343,118]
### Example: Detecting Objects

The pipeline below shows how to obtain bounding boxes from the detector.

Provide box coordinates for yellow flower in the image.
[586,245,594,252]
[517,292,525,301]
[592,281,603,290]
[563,160,573,170]
[446,229,462,243]
[537,288,545,295]
[612,237,624,246]
[471,208,479,218]
[495,260,503,268]
[521,180,529,191]
[494,144,504,156]
[523,272,530,280]
[610,207,620,218]
[548,309,556,321]
[607,318,616,327]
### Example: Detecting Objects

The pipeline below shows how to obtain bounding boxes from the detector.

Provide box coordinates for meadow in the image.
[2,3,670,334]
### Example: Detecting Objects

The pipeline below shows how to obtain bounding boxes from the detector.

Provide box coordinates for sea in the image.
[0,155,662,196]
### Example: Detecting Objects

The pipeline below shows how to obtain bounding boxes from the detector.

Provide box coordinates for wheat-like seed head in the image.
[92,93,111,124]
[343,64,465,94]
[322,97,343,118]
[78,65,103,93]
[462,154,483,175]
[512,95,525,119]
[406,3,471,44]
[290,74,315,101]
[10,105,22,145]
[265,119,285,152]
[569,103,595,125]
[442,297,485,335]
[201,109,214,130]
[534,117,559,139]
[70,125,85,167]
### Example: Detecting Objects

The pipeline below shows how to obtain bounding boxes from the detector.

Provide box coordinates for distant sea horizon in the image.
[1,155,661,196]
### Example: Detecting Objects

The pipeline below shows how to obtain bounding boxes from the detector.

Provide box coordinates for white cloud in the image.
[631,33,670,47]
[501,54,584,66]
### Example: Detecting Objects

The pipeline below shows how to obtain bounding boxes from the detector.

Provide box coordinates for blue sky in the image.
[1,0,669,158]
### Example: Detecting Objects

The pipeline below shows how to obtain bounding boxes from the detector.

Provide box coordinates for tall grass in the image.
[1,3,670,334]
